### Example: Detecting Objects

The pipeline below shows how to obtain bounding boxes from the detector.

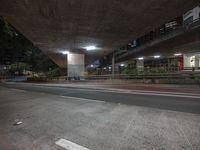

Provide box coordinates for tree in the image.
[0,16,60,76]
[9,62,30,75]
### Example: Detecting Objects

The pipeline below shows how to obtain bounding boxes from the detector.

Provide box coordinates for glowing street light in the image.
[138,57,144,60]
[120,64,125,67]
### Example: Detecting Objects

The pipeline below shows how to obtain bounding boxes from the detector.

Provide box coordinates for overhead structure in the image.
[0,0,198,68]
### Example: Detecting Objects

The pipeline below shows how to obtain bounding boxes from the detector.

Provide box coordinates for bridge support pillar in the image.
[67,53,85,79]
[112,52,115,79]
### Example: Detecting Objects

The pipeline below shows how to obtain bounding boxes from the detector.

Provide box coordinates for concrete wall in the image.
[67,54,85,77]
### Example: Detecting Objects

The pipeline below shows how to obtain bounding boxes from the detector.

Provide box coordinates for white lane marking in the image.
[81,88,200,97]
[110,89,200,96]
[55,138,90,150]
[77,88,200,99]
[17,82,200,96]
[60,91,200,99]
[43,84,200,97]
[118,91,200,99]
[60,95,106,103]
[10,88,26,92]
[6,82,200,99]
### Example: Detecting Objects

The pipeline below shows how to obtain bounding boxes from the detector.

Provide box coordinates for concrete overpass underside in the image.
[0,0,198,68]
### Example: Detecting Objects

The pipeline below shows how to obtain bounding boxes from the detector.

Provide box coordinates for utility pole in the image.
[112,51,115,79]
[66,54,68,80]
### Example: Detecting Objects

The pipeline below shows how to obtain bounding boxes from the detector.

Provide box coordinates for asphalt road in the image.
[1,83,200,114]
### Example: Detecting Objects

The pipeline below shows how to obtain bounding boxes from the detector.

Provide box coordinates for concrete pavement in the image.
[0,83,200,150]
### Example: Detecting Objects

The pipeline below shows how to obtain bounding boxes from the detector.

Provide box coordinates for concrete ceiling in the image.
[0,0,198,68]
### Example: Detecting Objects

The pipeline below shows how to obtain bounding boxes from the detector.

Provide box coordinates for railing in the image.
[116,18,200,61]
[2,72,200,85]
[85,72,200,85]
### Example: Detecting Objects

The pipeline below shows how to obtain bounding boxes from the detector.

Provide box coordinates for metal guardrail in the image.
[86,73,200,79]
[85,72,200,84]
[2,72,200,85]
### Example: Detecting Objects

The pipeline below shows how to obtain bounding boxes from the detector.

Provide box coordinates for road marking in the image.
[6,82,200,99]
[60,95,106,103]
[117,89,200,96]
[122,91,200,99]
[55,138,90,150]
[61,91,200,99]
[10,88,25,92]
[84,88,200,97]
[54,85,200,98]
[80,88,200,99]
[14,81,197,96]
[56,85,200,97]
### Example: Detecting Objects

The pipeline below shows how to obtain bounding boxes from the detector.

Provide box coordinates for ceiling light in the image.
[85,46,96,51]
[174,53,182,56]
[62,51,70,55]
[154,55,160,59]
[138,57,144,60]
